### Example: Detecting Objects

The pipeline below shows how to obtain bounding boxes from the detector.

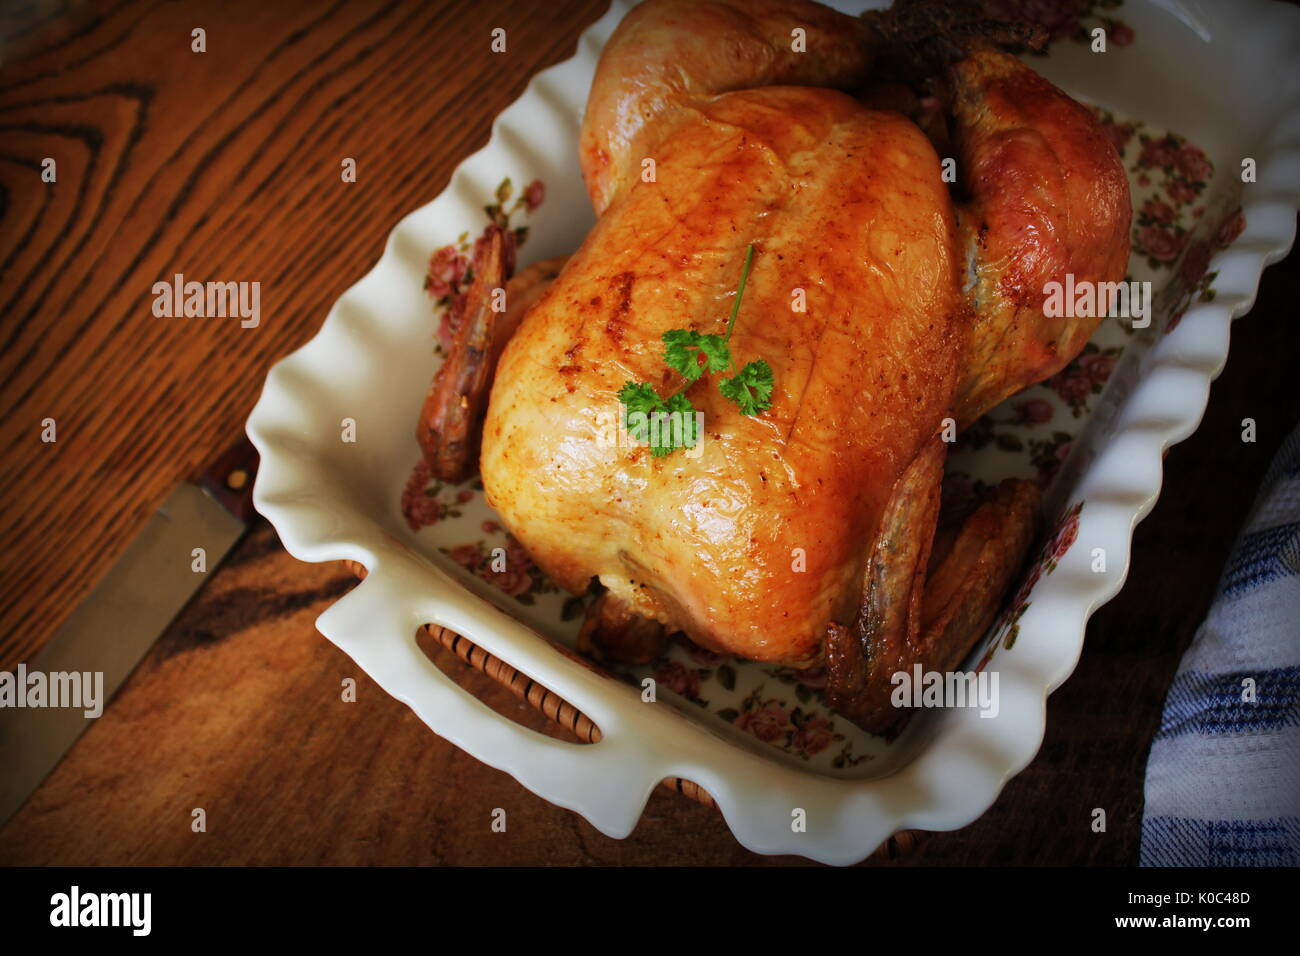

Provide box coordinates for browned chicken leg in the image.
[417,231,566,481]
[947,48,1132,425]
[825,470,1041,735]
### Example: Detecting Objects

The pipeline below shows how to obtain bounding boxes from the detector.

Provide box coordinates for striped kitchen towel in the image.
[1141,423,1300,866]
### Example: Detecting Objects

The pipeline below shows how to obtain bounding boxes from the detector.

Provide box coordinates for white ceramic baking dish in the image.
[247,0,1300,864]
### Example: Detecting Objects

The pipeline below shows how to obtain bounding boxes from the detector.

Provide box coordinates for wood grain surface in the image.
[0,0,609,673]
[1,0,1297,866]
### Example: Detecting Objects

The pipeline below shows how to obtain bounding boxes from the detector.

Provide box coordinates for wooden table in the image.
[1,0,1297,865]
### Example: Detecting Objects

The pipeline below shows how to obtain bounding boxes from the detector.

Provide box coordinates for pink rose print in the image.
[1141,198,1175,225]
[792,718,835,756]
[447,543,481,569]
[401,459,446,531]
[425,244,469,301]
[1079,352,1115,386]
[735,701,790,742]
[1051,368,1092,405]
[1140,137,1179,170]
[496,568,532,596]
[1175,144,1213,182]
[1017,398,1054,425]
[1049,510,1081,564]
[440,535,544,599]
[1138,224,1186,262]
[1036,439,1073,487]
[1216,209,1245,248]
[504,535,533,570]
[1164,179,1198,205]
[522,178,546,212]
[655,660,701,699]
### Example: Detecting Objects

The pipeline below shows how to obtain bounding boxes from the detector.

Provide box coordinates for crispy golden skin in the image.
[483,86,963,665]
[826,475,1042,736]
[949,49,1133,425]
[579,0,876,216]
[418,247,567,482]
[424,0,1132,734]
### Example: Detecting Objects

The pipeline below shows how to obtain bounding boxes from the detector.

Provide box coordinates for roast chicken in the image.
[417,0,1131,736]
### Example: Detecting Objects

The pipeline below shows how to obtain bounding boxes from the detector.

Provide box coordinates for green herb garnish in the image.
[617,244,773,457]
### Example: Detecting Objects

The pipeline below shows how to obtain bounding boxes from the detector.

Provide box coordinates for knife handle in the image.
[198,436,260,523]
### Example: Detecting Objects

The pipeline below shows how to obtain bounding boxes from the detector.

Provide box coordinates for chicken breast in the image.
[481,85,964,665]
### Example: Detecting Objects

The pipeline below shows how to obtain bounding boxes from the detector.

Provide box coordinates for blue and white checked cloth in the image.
[1141,424,1300,866]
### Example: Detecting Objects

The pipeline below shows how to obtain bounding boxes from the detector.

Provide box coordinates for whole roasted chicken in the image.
[418,0,1130,735]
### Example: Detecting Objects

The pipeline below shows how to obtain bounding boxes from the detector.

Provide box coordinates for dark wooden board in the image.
[1,0,1297,865]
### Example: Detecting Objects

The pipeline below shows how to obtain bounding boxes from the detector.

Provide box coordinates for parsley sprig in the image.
[617,244,774,457]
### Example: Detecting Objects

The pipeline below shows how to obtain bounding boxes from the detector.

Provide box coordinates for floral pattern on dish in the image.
[403,102,1246,770]
[978,499,1084,670]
